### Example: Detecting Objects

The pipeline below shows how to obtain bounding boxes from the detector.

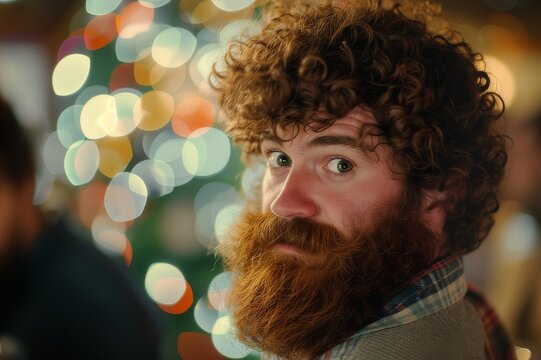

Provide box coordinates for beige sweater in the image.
[338,300,486,359]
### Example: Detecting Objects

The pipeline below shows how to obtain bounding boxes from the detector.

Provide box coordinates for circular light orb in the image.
[56,35,86,62]
[97,136,133,178]
[189,43,224,91]
[104,172,148,222]
[211,316,252,359]
[110,89,141,137]
[145,263,187,305]
[84,13,118,50]
[80,94,118,139]
[182,127,231,177]
[152,138,195,186]
[134,90,174,131]
[484,55,516,108]
[110,63,138,91]
[115,36,141,63]
[219,19,262,47]
[210,0,255,12]
[52,54,91,96]
[57,105,85,149]
[194,182,242,246]
[132,159,175,197]
[207,272,232,312]
[215,204,244,243]
[75,85,108,106]
[43,131,69,176]
[194,296,220,333]
[64,140,100,186]
[91,215,129,256]
[189,1,219,25]
[172,97,215,137]
[116,2,155,39]
[85,0,122,15]
[138,0,171,8]
[152,27,197,68]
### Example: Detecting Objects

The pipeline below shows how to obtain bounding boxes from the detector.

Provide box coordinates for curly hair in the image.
[211,0,507,254]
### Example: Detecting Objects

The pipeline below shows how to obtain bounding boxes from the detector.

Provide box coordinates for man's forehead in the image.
[263,106,377,140]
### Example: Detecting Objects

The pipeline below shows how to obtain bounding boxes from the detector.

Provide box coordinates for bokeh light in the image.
[215,203,243,244]
[182,127,231,177]
[56,35,86,61]
[207,271,231,312]
[194,183,242,247]
[211,316,252,358]
[64,140,100,186]
[56,105,85,149]
[91,214,132,265]
[109,89,141,137]
[219,19,263,47]
[104,172,148,222]
[77,181,107,228]
[110,63,138,91]
[138,0,172,8]
[159,282,194,314]
[145,262,187,305]
[151,137,195,186]
[152,27,197,68]
[134,90,174,131]
[86,0,122,16]
[210,0,255,12]
[97,136,133,178]
[43,131,68,176]
[80,94,117,139]
[132,159,175,197]
[484,55,516,108]
[116,2,155,39]
[52,54,91,96]
[49,0,266,357]
[172,97,215,137]
[194,296,220,333]
[84,14,118,50]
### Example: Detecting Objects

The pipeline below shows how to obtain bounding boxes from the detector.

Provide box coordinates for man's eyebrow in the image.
[306,135,363,151]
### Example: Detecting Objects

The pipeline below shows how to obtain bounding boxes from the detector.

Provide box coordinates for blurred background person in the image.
[0,94,161,360]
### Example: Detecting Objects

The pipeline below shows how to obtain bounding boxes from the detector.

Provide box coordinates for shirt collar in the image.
[354,255,467,337]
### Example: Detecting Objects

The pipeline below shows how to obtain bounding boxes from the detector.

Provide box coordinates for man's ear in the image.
[421,189,447,238]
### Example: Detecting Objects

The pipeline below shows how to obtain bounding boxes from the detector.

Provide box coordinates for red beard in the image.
[218,209,438,359]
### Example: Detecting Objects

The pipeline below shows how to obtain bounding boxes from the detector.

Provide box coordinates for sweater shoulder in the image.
[341,300,486,360]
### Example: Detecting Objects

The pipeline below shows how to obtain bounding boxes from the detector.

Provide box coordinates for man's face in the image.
[260,107,402,239]
[220,107,438,359]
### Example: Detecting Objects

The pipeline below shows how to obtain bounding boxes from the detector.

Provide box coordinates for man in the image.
[212,0,515,359]
[0,95,161,359]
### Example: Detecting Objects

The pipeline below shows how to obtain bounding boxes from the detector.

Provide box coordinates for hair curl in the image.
[211,0,507,254]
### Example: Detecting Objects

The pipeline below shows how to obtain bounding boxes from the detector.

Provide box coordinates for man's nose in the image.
[270,167,318,219]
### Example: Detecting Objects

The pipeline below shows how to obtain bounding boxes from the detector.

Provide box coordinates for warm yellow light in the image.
[484,55,516,108]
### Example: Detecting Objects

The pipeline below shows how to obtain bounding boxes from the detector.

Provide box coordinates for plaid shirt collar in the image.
[355,255,467,336]
[322,255,468,359]
[323,255,516,360]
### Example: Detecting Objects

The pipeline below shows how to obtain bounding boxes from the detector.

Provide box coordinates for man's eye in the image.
[268,151,291,168]
[327,158,353,174]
